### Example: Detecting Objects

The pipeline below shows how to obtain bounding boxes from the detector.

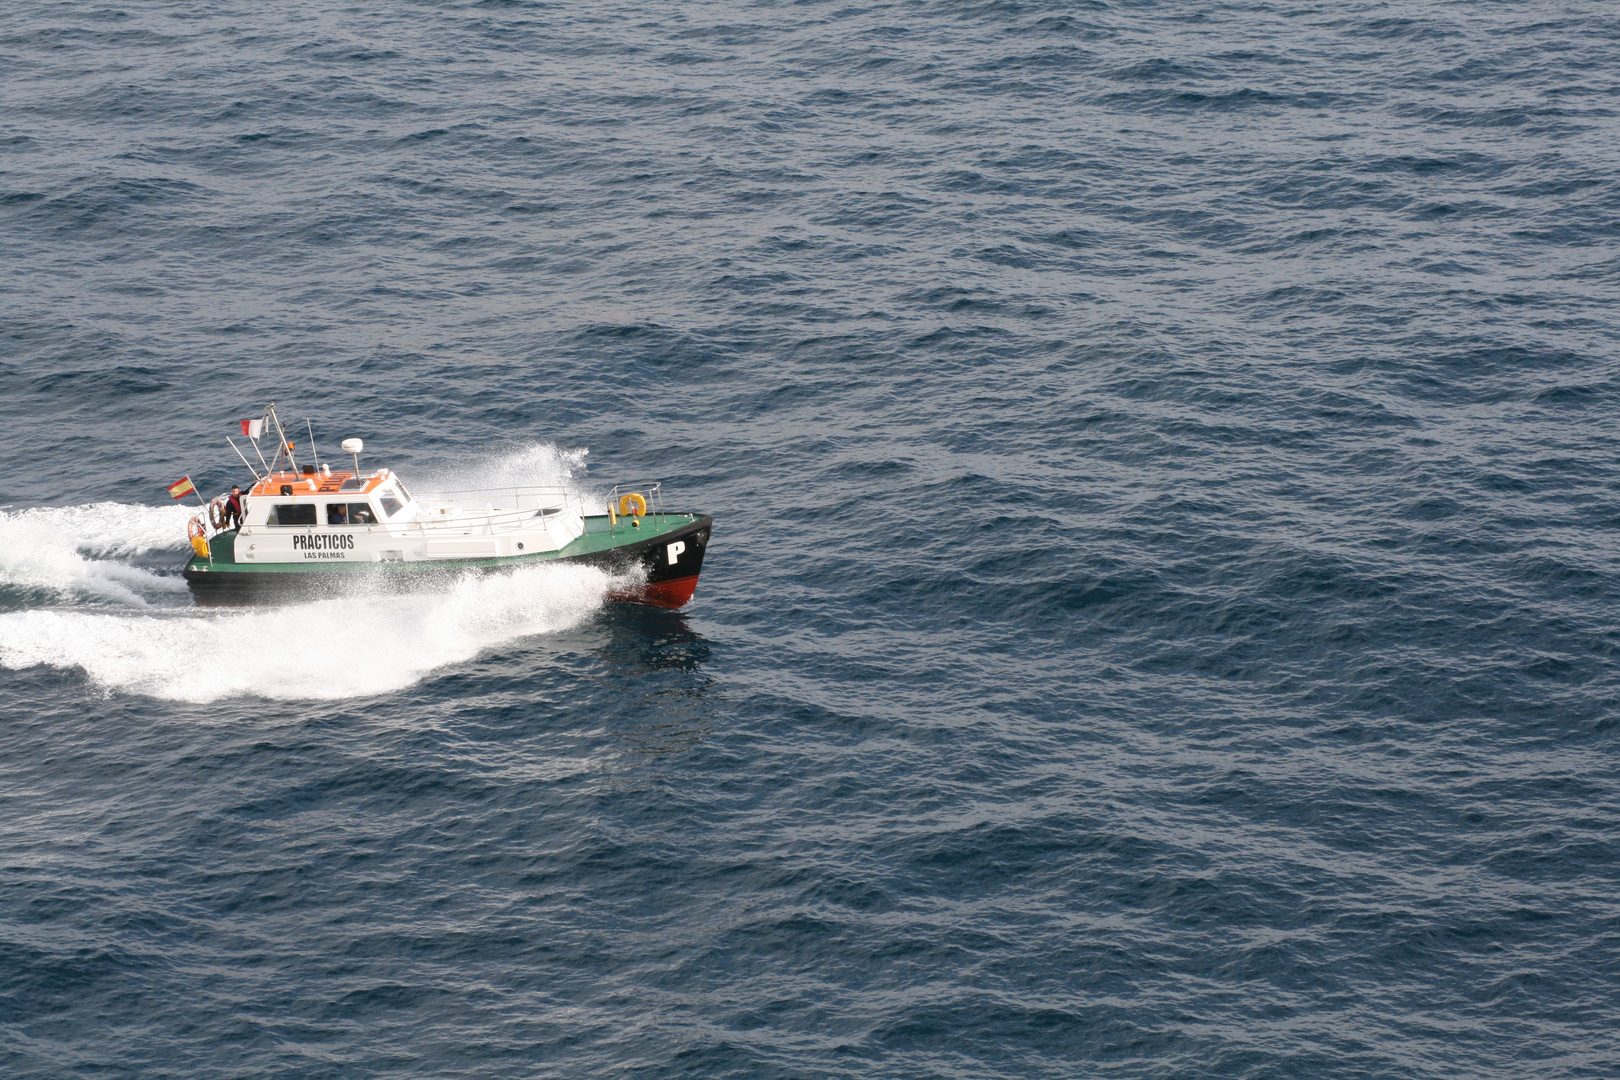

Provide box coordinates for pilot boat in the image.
[180,404,711,607]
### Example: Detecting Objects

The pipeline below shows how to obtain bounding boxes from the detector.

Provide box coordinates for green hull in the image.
[183,513,712,607]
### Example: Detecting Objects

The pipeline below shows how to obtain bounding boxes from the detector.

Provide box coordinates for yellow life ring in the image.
[618,493,647,518]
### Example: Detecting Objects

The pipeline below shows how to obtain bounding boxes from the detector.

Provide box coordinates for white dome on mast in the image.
[342,438,363,475]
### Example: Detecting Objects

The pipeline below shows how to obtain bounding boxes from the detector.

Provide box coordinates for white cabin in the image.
[235,468,587,564]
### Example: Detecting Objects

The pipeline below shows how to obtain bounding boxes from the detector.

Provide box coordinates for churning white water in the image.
[0,562,620,702]
[0,502,192,606]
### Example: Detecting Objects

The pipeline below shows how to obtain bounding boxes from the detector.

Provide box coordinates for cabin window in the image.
[267,503,317,527]
[379,495,404,519]
[322,502,377,525]
[393,481,412,502]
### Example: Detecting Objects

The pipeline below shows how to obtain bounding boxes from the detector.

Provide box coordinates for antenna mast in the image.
[266,402,297,474]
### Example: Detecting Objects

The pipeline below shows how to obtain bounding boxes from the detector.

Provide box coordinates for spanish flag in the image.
[166,475,197,500]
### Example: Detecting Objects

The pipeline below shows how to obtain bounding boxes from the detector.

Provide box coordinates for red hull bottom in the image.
[612,574,700,609]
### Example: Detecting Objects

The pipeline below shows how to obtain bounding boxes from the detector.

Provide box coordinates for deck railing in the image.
[407,485,591,536]
[606,481,665,535]
[224,482,661,540]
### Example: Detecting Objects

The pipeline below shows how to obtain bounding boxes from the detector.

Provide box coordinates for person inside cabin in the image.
[223,486,245,529]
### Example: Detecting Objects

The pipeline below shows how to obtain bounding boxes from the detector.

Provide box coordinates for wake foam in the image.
[0,562,620,702]
[0,503,193,605]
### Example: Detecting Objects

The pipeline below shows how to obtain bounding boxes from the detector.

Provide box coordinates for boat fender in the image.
[618,493,647,518]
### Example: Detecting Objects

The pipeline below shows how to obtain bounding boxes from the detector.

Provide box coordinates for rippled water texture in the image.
[2,1,1619,1076]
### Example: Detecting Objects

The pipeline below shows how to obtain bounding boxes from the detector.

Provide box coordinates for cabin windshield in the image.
[379,495,404,518]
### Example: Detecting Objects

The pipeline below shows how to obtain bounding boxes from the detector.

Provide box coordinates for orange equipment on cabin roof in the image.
[248,471,390,497]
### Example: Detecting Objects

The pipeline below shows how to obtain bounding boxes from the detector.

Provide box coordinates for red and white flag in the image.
[240,418,264,440]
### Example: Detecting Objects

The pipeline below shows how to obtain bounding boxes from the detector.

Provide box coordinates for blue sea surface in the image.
[2,1,1619,1076]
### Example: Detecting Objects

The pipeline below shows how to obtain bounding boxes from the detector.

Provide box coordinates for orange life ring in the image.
[617,493,647,518]
[208,497,228,530]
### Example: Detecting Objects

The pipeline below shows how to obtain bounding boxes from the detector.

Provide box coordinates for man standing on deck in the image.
[223,485,245,530]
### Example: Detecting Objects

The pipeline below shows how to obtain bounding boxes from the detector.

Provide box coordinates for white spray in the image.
[0,503,193,605]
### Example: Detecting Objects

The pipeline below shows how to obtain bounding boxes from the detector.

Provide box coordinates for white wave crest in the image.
[0,503,193,604]
[0,562,618,702]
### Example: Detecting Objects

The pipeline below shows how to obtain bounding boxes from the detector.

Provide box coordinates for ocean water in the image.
[2,0,1619,1075]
